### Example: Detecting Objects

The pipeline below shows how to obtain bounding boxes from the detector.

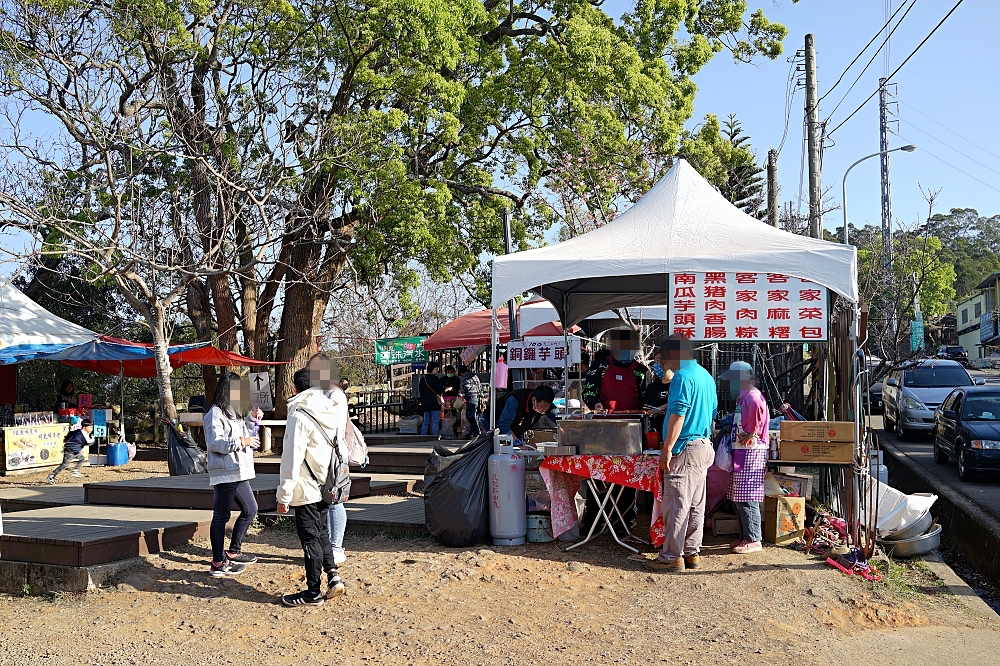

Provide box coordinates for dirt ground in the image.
[0,521,997,666]
[0,459,170,486]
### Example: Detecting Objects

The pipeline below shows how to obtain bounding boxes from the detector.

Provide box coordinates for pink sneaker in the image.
[733,541,762,554]
[729,539,743,549]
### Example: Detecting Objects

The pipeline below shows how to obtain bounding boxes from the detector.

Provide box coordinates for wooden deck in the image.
[0,486,85,512]
[0,505,215,567]
[343,495,425,531]
[84,474,280,512]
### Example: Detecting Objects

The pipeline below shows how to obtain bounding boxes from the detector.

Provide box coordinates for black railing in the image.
[350,389,411,434]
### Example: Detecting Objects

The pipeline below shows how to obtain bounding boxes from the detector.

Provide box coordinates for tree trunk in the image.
[273,279,329,416]
[186,279,218,402]
[150,304,178,421]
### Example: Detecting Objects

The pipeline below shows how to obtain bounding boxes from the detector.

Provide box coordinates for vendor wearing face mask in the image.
[497,385,556,442]
[583,330,648,413]
[643,351,675,434]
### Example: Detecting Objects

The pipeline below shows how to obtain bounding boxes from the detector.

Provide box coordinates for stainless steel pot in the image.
[557,419,643,455]
[879,524,942,558]
[883,510,934,541]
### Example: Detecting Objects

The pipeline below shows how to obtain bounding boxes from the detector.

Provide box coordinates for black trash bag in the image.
[167,422,207,476]
[424,431,494,547]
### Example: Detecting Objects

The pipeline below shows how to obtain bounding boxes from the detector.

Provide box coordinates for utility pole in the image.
[804,34,823,239]
[879,77,893,270]
[767,148,779,227]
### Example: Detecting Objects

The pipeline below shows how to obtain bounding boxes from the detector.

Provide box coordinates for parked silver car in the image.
[883,359,984,440]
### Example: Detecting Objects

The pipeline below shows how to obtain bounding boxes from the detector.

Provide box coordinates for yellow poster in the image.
[2,424,70,471]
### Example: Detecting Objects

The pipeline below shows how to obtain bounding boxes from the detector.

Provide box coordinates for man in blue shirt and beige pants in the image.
[646,334,718,573]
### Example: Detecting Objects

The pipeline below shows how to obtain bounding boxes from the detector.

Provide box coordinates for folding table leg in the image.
[563,479,617,552]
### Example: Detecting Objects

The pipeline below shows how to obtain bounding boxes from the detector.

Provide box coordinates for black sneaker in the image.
[325,571,345,599]
[226,552,257,564]
[209,560,246,577]
[281,590,325,607]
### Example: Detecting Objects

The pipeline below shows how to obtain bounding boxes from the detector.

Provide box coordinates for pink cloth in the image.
[738,387,769,442]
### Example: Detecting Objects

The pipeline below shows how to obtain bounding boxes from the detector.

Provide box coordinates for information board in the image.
[506,336,582,368]
[667,272,828,342]
[375,336,429,366]
[2,423,70,471]
[249,372,274,411]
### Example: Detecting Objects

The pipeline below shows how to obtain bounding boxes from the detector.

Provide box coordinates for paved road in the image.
[872,368,1000,524]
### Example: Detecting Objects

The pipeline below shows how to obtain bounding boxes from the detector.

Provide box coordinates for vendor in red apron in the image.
[581,329,649,530]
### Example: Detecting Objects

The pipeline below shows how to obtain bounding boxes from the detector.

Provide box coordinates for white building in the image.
[957,292,987,360]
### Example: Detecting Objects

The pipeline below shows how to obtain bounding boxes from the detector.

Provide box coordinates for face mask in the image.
[652,362,665,378]
[617,350,632,363]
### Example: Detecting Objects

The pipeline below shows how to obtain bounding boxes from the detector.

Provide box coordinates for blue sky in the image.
[606,0,999,234]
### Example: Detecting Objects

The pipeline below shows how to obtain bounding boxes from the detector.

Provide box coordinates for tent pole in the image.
[490,308,498,430]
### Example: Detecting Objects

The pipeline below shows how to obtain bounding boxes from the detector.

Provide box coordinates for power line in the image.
[823,0,918,122]
[777,57,802,154]
[826,0,967,138]
[899,101,1000,162]
[898,119,1000,179]
[896,133,1000,196]
[818,0,913,103]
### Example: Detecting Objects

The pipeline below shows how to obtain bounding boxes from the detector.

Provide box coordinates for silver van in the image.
[883,359,983,440]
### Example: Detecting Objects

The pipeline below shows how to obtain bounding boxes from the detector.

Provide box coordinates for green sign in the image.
[910,319,924,352]
[375,336,429,366]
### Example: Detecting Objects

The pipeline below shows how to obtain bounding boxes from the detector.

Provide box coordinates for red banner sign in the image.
[668,272,828,342]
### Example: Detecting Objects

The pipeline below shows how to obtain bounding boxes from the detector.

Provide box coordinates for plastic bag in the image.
[714,435,734,473]
[424,432,493,547]
[167,422,207,476]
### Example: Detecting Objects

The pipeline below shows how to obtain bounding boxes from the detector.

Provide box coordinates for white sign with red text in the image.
[667,272,828,342]
[506,336,582,368]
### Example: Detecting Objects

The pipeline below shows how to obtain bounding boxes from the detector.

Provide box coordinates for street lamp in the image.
[841,144,917,245]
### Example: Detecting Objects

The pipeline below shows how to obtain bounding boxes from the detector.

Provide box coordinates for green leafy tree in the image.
[679,113,765,219]
[1,0,787,413]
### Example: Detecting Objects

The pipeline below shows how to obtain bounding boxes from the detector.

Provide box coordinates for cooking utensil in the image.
[878,524,942,558]
[882,510,933,542]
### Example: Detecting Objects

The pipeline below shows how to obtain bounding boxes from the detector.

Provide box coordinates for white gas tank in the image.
[489,434,526,546]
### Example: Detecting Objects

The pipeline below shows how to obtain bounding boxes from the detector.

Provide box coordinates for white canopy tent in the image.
[492,159,858,326]
[0,282,97,350]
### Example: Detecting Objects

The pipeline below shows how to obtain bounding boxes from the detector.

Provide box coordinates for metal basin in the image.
[883,510,934,542]
[879,524,942,558]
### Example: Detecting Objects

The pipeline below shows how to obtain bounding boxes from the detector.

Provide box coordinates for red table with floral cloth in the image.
[540,454,665,549]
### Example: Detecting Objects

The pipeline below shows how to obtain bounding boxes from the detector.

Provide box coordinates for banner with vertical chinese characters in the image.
[506,336,582,368]
[668,272,828,342]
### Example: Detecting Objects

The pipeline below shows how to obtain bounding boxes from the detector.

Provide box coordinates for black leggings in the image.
[210,480,258,563]
[294,501,336,594]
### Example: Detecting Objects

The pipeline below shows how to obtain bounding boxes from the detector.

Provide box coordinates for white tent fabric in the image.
[492,160,858,325]
[0,282,97,349]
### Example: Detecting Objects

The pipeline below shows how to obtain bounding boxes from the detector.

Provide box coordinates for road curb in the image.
[920,551,999,620]
[880,436,1000,603]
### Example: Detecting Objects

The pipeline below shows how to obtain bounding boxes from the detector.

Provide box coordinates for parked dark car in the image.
[933,387,1000,481]
[937,345,970,367]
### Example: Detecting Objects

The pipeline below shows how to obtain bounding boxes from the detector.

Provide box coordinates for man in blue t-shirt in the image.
[646,334,718,573]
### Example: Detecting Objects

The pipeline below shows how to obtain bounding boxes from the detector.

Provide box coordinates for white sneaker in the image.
[70,471,83,478]
[333,550,347,566]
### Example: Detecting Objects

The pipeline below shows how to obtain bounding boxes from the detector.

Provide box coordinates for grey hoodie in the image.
[204,405,255,486]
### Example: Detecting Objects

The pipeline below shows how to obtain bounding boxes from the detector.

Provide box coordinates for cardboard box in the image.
[779,421,855,443]
[711,513,740,537]
[770,472,813,499]
[779,440,855,463]
[763,495,806,545]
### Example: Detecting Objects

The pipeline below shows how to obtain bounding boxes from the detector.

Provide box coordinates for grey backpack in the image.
[298,409,352,504]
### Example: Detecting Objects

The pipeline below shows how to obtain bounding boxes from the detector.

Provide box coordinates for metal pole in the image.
[767,148,779,227]
[805,34,823,239]
[879,78,893,270]
[842,146,916,245]
[489,307,498,430]
[502,208,520,389]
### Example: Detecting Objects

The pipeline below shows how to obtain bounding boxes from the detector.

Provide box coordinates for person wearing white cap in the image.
[719,361,769,555]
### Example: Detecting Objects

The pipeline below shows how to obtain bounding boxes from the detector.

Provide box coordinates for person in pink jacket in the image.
[720,361,769,555]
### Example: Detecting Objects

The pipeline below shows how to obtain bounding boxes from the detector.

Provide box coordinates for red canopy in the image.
[59,336,285,378]
[423,309,579,351]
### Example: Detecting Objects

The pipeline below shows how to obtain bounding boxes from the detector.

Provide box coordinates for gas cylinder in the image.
[489,434,526,546]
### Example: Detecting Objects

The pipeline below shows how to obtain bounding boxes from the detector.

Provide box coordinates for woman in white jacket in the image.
[205,372,261,578]
[309,353,350,565]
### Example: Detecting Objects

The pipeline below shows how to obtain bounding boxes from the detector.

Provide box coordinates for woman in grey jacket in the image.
[205,372,262,577]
